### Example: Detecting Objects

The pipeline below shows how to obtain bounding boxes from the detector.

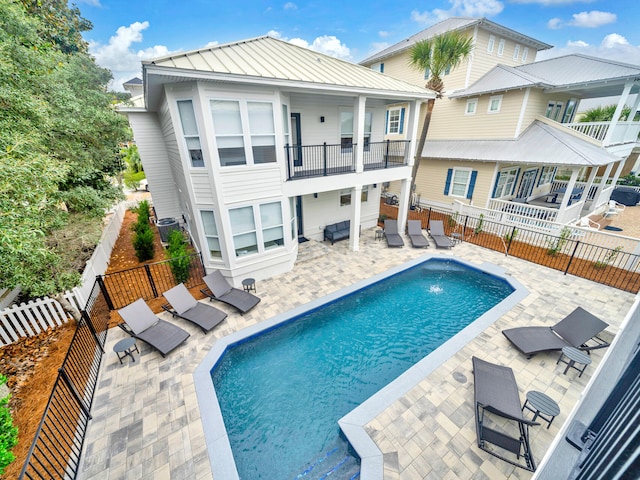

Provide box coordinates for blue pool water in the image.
[211,259,514,479]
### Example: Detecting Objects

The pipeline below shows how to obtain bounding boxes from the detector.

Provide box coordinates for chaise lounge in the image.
[407,220,429,248]
[473,356,538,471]
[428,220,454,249]
[162,283,227,334]
[383,219,404,248]
[201,270,261,314]
[502,307,610,358]
[118,298,190,357]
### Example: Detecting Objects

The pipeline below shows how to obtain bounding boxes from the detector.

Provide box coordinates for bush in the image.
[167,230,190,284]
[60,186,112,218]
[133,224,155,262]
[0,375,17,475]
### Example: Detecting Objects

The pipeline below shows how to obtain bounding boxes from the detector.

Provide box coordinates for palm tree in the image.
[408,31,474,191]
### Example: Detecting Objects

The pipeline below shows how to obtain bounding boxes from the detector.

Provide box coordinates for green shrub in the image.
[167,230,190,284]
[547,227,572,256]
[131,201,151,235]
[0,375,18,475]
[60,186,112,218]
[133,224,155,262]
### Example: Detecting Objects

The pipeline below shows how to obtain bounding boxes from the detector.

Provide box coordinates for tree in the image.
[579,104,634,122]
[408,32,474,192]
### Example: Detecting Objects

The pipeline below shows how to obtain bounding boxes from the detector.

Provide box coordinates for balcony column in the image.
[584,167,598,213]
[354,95,366,173]
[558,168,580,214]
[603,80,633,146]
[349,185,362,252]
[594,162,614,206]
[406,100,422,167]
[610,159,626,189]
[397,178,411,232]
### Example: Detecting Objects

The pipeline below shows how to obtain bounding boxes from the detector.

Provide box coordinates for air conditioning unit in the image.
[157,218,180,243]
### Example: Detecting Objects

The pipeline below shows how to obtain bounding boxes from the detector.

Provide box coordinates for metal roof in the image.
[143,36,434,98]
[422,119,621,166]
[359,17,551,66]
[450,54,640,99]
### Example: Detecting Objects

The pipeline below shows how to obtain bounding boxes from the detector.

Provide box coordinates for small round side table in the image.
[113,337,139,364]
[242,278,256,293]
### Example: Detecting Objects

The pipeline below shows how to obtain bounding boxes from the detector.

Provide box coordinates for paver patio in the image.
[78,209,638,480]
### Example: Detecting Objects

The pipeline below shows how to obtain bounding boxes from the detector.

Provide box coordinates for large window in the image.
[492,167,519,198]
[444,168,477,199]
[211,99,277,166]
[177,100,204,168]
[340,110,372,151]
[200,210,222,258]
[538,166,556,186]
[229,206,257,256]
[260,202,284,250]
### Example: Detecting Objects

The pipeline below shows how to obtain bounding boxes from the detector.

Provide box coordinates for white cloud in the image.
[412,0,504,25]
[538,33,640,66]
[271,31,352,60]
[76,0,101,5]
[284,2,297,10]
[510,0,591,4]
[88,21,172,92]
[568,11,617,28]
[378,31,390,38]
[547,18,562,30]
[268,30,282,38]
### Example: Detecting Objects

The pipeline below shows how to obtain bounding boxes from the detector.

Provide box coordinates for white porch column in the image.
[354,95,366,173]
[397,178,411,232]
[349,185,362,251]
[584,167,598,213]
[594,162,614,207]
[406,100,422,167]
[558,168,580,211]
[603,80,633,146]
[610,159,626,189]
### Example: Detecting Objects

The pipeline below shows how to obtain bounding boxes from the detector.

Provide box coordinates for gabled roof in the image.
[421,119,620,166]
[450,54,640,98]
[123,77,143,85]
[143,36,434,98]
[359,17,551,66]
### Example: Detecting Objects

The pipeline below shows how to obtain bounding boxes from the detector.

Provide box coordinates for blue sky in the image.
[77,0,640,91]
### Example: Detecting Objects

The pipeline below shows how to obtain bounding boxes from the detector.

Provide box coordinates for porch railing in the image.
[285,140,409,180]
[564,121,640,145]
[486,198,560,224]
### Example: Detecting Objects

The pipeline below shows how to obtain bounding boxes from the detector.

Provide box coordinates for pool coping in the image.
[193,253,529,479]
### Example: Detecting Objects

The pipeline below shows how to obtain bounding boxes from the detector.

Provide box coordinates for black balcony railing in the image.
[285,140,409,180]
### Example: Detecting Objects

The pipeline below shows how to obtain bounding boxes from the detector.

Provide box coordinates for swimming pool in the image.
[194,256,527,479]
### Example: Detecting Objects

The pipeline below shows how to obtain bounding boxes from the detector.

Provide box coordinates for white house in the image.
[118,36,435,285]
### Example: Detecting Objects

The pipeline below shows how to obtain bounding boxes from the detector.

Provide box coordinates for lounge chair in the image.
[407,220,429,248]
[201,270,261,314]
[502,307,609,359]
[472,356,538,471]
[428,220,454,249]
[162,283,227,334]
[604,200,625,217]
[383,219,404,247]
[117,298,190,357]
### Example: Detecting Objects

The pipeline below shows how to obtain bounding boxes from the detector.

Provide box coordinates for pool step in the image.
[295,449,360,479]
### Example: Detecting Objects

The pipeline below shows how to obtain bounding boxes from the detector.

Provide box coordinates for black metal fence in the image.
[99,252,206,310]
[19,280,110,479]
[389,205,640,294]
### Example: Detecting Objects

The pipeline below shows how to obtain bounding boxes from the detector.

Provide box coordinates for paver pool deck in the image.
[78,210,638,480]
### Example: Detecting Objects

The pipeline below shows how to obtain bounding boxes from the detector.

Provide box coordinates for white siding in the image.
[219,167,283,204]
[191,172,214,204]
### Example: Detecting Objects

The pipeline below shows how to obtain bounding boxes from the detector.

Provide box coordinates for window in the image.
[513,44,521,60]
[229,206,258,256]
[260,202,284,250]
[465,98,478,115]
[497,39,505,56]
[282,104,290,147]
[487,35,495,53]
[200,211,222,258]
[386,107,404,134]
[211,99,277,166]
[361,185,369,203]
[211,100,246,166]
[492,167,519,198]
[289,198,296,240]
[340,110,372,151]
[340,190,351,206]
[248,102,276,163]
[423,67,430,80]
[522,47,529,62]
[562,99,578,123]
[379,63,384,73]
[488,95,503,113]
[444,168,477,199]
[444,65,451,76]
[545,101,564,121]
[177,100,204,168]
[538,166,555,186]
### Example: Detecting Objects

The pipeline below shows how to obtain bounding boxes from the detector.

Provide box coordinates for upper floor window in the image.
[444,168,477,199]
[386,106,405,135]
[340,110,373,151]
[492,167,519,198]
[538,166,556,186]
[200,210,222,258]
[513,44,521,60]
[545,101,564,121]
[177,100,204,168]
[210,99,276,166]
[488,95,503,113]
[562,99,578,123]
[379,63,384,73]
[522,47,529,62]
[423,67,430,80]
[497,39,505,56]
[466,98,478,115]
[444,65,451,76]
[487,35,495,53]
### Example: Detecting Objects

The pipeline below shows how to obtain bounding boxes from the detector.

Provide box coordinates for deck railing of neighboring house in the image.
[284,140,409,180]
[565,121,640,145]
[486,198,560,224]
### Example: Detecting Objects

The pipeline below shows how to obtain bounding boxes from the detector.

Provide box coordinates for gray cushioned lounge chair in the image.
[407,220,429,248]
[118,298,190,357]
[473,356,538,472]
[502,307,609,359]
[383,219,404,248]
[428,220,454,249]
[162,283,227,334]
[201,270,261,314]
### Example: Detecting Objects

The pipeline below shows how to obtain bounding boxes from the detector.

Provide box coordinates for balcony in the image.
[564,121,640,146]
[285,140,409,180]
